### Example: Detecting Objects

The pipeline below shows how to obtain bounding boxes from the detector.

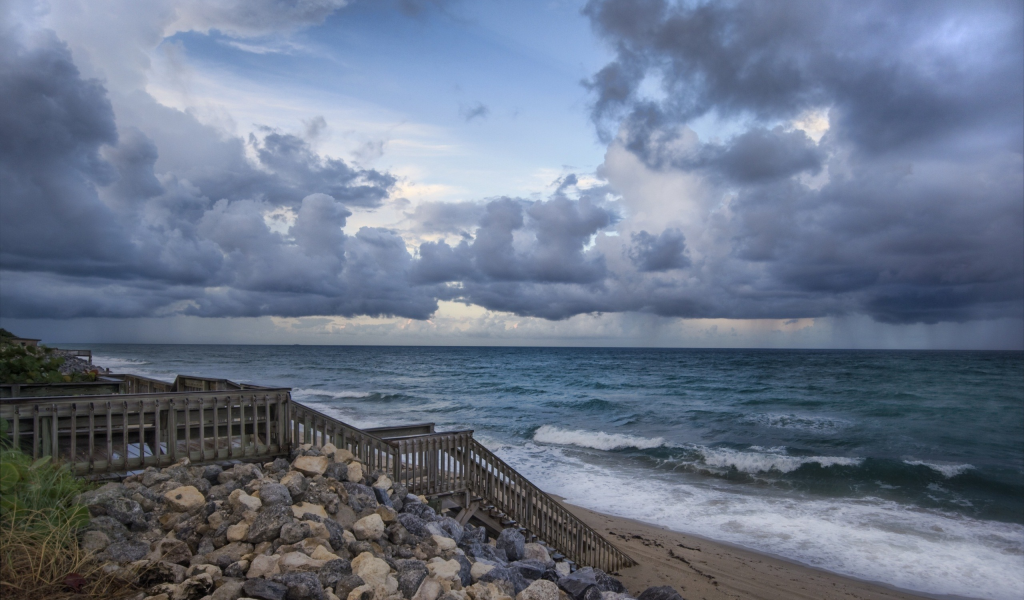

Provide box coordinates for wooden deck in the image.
[0,384,636,573]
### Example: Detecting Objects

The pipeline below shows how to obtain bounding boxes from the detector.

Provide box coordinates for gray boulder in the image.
[497,528,526,562]
[396,559,428,598]
[462,542,508,565]
[510,559,547,581]
[559,567,599,600]
[318,558,352,590]
[342,483,378,513]
[454,554,473,587]
[103,540,149,563]
[243,578,289,600]
[480,566,531,595]
[334,574,365,600]
[260,482,293,507]
[274,571,326,600]
[396,513,431,538]
[247,505,293,543]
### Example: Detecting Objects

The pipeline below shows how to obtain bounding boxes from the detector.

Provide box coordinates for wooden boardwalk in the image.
[0,382,636,573]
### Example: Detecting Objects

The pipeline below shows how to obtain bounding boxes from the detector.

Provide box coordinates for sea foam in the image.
[904,460,975,478]
[698,446,862,474]
[292,388,372,399]
[533,425,666,450]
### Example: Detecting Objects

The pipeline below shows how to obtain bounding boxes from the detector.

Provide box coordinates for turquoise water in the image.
[88,345,1024,599]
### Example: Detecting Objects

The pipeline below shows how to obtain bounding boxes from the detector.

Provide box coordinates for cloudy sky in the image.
[1,0,1021,349]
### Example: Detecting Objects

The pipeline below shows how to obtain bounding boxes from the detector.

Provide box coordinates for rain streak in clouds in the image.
[0,0,1021,328]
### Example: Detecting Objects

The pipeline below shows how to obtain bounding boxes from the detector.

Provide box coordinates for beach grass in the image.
[0,428,136,600]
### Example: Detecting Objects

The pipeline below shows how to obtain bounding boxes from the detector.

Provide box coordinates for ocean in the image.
[86,345,1023,600]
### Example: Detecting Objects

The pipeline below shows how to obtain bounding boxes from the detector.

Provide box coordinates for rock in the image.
[481,566,531,595]
[558,568,599,600]
[280,551,327,573]
[260,483,294,507]
[371,475,392,491]
[311,545,338,561]
[292,503,328,520]
[149,538,192,566]
[274,571,326,600]
[435,517,463,543]
[323,463,348,482]
[247,505,293,543]
[187,563,222,579]
[137,560,188,587]
[333,449,355,464]
[81,530,111,552]
[397,560,429,598]
[211,578,245,600]
[471,562,495,582]
[523,544,553,568]
[374,505,397,523]
[104,540,150,563]
[459,526,486,546]
[403,501,436,522]
[352,514,385,541]
[164,486,205,512]
[427,558,461,582]
[281,472,310,501]
[346,584,374,600]
[432,535,457,551]
[351,552,390,588]
[228,522,251,542]
[280,522,313,545]
[372,487,394,509]
[454,554,473,587]
[317,558,352,590]
[595,572,626,594]
[341,483,377,513]
[345,463,363,484]
[413,577,443,600]
[396,513,430,537]
[206,542,255,569]
[293,456,330,478]
[462,542,507,566]
[226,556,249,577]
[517,580,560,600]
[229,489,263,513]
[334,574,365,600]
[497,529,526,562]
[103,496,148,531]
[636,587,684,600]
[243,578,290,600]
[179,572,216,599]
[510,560,546,582]
[248,554,283,579]
[554,563,570,579]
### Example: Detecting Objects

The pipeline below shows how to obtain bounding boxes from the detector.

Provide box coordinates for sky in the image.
[0,0,1022,349]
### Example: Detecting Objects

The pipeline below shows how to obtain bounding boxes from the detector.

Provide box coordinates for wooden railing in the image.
[387,430,635,573]
[114,374,175,395]
[0,390,635,573]
[287,402,394,475]
[0,390,290,474]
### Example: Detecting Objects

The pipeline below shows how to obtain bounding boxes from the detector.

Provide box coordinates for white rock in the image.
[228,489,262,513]
[279,551,326,573]
[163,486,205,512]
[307,521,331,540]
[427,558,462,582]
[353,514,385,540]
[226,522,250,543]
[347,584,373,600]
[523,543,553,567]
[413,577,443,600]
[321,443,338,456]
[342,530,357,545]
[432,535,457,551]
[293,455,329,477]
[351,552,391,588]
[246,554,281,579]
[554,562,571,578]
[372,475,393,491]
[334,448,355,464]
[346,462,363,483]
[470,561,495,582]
[516,580,559,600]
[311,545,337,561]
[291,502,328,519]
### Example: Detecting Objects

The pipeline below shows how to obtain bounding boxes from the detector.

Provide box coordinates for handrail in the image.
[287,402,394,476]
[0,389,291,474]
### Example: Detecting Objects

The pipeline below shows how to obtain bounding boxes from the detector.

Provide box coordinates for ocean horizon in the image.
[81,344,1024,600]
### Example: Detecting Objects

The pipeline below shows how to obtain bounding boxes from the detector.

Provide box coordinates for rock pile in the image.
[76,444,686,600]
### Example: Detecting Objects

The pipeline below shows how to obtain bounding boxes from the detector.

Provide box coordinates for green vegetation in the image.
[0,401,129,598]
[0,330,96,384]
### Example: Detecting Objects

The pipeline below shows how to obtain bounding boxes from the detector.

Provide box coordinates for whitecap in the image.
[533,425,665,451]
[699,446,862,474]
[904,460,974,478]
[747,412,850,432]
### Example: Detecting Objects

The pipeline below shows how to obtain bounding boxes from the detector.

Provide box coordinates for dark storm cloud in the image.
[406,201,485,234]
[628,228,689,272]
[0,25,436,320]
[577,0,1024,324]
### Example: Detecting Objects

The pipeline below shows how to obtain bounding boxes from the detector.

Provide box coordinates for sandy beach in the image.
[555,498,938,600]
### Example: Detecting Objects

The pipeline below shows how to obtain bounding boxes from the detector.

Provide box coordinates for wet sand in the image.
[555,498,941,600]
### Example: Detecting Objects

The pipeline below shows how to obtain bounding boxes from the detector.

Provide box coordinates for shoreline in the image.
[552,496,979,600]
